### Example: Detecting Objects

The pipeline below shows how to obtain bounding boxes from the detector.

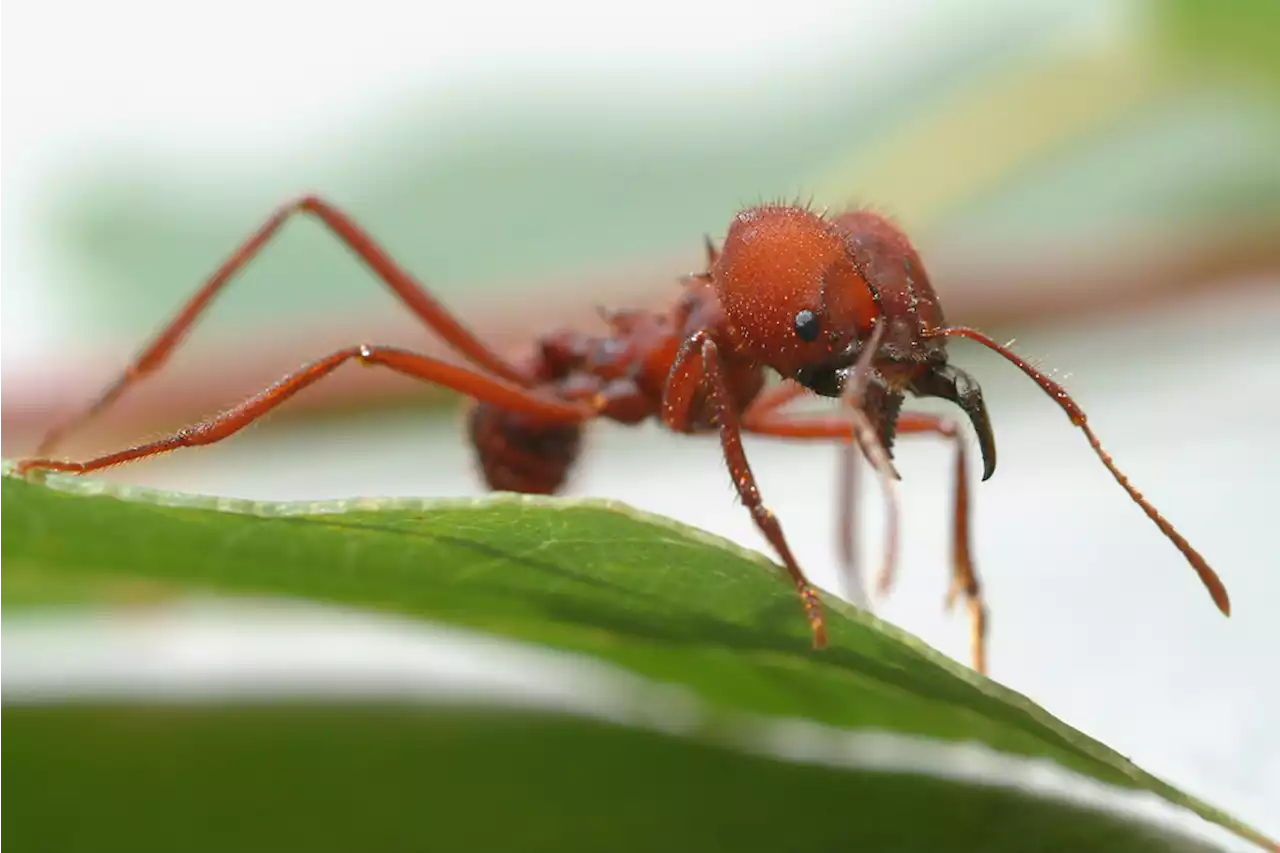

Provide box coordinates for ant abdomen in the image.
[467,403,584,495]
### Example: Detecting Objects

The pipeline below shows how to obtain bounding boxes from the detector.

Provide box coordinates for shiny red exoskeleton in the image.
[16,196,1231,674]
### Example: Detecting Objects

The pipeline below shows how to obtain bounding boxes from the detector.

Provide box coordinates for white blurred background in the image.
[4,0,1279,838]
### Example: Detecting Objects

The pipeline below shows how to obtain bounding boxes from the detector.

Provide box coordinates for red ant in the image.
[15,196,1231,674]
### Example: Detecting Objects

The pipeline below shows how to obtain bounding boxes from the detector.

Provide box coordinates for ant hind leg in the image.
[35,195,532,456]
[18,345,593,478]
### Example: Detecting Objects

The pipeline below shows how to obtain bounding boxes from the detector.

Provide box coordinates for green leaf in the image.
[3,467,1273,852]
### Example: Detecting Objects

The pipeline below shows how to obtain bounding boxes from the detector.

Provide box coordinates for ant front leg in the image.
[741,374,902,615]
[742,402,987,674]
[896,412,986,675]
[18,346,593,477]
[742,393,883,608]
[662,332,828,650]
[35,195,531,456]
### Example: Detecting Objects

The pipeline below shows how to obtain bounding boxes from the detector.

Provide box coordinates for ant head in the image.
[714,203,998,480]
[713,205,880,383]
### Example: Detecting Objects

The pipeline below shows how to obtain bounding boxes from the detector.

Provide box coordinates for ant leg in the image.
[17,346,593,477]
[742,408,988,675]
[36,195,529,456]
[741,404,872,609]
[662,331,828,649]
[836,320,899,610]
[739,332,901,613]
[743,380,810,415]
[897,413,986,675]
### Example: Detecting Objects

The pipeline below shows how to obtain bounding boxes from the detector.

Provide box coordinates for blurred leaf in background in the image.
[1156,0,1280,89]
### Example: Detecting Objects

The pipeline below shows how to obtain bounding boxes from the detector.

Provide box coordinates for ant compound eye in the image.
[793,309,821,342]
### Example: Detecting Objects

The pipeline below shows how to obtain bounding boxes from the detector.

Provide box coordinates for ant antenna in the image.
[936,325,1230,616]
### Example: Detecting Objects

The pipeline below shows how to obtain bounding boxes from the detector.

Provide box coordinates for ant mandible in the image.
[15,197,1231,674]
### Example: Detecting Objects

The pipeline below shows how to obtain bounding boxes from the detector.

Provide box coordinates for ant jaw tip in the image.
[913,363,996,481]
